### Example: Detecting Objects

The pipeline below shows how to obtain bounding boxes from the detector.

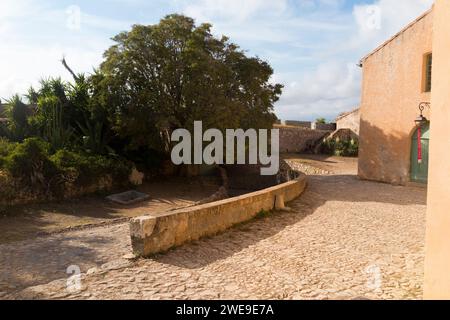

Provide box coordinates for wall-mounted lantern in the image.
[415,102,431,125]
[415,102,430,165]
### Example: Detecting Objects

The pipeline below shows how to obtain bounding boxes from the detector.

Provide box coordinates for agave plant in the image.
[77,116,114,155]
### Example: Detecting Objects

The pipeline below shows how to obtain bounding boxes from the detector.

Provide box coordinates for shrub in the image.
[0,138,16,168]
[0,121,10,139]
[4,95,32,141]
[0,137,16,157]
[316,118,327,124]
[3,137,59,193]
[1,140,132,204]
[50,150,131,187]
[320,138,359,157]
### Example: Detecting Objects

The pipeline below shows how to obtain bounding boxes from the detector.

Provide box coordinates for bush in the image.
[0,139,14,168]
[0,122,10,139]
[50,149,131,187]
[0,138,17,164]
[0,139,132,203]
[4,95,32,141]
[3,137,59,192]
[320,138,359,157]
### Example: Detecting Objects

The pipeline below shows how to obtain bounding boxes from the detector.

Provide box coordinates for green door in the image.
[411,123,430,184]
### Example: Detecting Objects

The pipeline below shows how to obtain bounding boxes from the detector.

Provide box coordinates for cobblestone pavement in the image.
[2,158,427,300]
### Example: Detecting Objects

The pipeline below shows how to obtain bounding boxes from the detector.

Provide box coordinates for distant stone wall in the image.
[279,127,331,153]
[311,122,337,131]
[285,120,312,129]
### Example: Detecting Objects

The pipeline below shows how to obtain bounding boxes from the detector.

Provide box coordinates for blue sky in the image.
[0,0,434,121]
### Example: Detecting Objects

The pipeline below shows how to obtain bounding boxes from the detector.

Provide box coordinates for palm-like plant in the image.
[5,95,30,141]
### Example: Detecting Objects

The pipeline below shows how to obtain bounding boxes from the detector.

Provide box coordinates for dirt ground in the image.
[0,177,218,244]
[1,155,428,300]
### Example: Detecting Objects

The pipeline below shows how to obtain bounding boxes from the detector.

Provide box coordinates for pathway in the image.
[2,156,427,300]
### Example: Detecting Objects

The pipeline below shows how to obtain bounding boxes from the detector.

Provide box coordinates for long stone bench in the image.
[129,173,307,257]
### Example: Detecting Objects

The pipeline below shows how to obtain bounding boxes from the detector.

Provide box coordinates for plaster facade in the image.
[358,10,433,185]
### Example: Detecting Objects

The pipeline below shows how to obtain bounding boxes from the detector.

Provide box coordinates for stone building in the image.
[358,8,433,185]
[357,0,450,298]
[336,108,360,136]
[424,0,450,299]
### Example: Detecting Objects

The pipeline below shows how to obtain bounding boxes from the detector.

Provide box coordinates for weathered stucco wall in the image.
[278,127,330,153]
[130,174,307,257]
[358,10,433,185]
[336,109,360,135]
[424,0,450,300]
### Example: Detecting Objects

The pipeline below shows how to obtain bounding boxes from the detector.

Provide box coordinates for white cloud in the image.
[0,0,127,101]
[274,0,434,121]
[176,0,288,23]
[0,0,437,122]
[351,0,434,52]
[275,61,361,120]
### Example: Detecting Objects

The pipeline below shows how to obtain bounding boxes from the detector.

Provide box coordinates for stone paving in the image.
[1,157,427,300]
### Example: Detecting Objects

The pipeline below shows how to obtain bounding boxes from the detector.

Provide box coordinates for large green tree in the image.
[98,14,283,153]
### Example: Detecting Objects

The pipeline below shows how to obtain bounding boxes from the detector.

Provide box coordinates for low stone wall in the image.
[312,122,337,131]
[279,127,330,153]
[0,170,117,210]
[130,173,307,257]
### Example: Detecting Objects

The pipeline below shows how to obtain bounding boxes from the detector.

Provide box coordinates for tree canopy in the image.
[97,14,283,153]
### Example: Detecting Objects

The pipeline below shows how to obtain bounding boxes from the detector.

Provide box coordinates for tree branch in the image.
[61,56,79,81]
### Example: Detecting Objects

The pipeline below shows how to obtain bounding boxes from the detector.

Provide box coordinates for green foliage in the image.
[4,95,31,141]
[97,14,282,152]
[256,209,273,219]
[50,150,131,187]
[316,118,327,124]
[0,122,9,138]
[1,14,284,204]
[27,78,83,149]
[39,95,75,150]
[77,118,113,155]
[3,138,59,192]
[1,137,131,199]
[0,138,16,157]
[0,138,17,167]
[321,138,359,157]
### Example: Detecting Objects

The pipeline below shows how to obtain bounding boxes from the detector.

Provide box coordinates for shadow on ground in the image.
[1,161,427,296]
[0,177,217,244]
[0,232,128,293]
[153,173,427,269]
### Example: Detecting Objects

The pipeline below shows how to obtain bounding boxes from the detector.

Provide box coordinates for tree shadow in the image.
[0,176,218,244]
[0,172,427,296]
[0,229,131,294]
[152,173,427,269]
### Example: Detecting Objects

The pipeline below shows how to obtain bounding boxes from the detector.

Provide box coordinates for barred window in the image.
[424,53,432,92]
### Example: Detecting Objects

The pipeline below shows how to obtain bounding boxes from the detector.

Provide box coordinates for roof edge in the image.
[360,7,433,63]
[335,108,360,121]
